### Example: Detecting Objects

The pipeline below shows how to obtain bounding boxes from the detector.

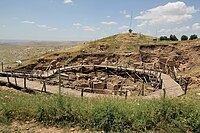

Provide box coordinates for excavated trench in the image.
[41,66,159,96]
[2,63,160,96]
[2,44,192,96]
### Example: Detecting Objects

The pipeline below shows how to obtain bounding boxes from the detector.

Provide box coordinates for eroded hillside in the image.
[14,33,200,87]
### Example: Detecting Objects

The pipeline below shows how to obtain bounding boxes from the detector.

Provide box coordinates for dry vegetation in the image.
[0,41,80,68]
[0,86,200,132]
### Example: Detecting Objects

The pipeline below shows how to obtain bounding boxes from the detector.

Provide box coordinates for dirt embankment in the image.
[139,45,189,65]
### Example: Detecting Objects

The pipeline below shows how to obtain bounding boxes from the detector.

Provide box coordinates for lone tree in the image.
[189,34,198,40]
[128,29,133,33]
[181,35,188,41]
[169,34,178,41]
[160,36,169,41]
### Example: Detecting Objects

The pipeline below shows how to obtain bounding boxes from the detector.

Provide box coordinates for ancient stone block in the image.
[93,82,105,89]
[167,60,176,67]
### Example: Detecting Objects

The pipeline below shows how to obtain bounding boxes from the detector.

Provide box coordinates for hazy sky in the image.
[0,0,199,41]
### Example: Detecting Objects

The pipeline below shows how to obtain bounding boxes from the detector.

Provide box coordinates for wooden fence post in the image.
[180,75,183,85]
[6,73,10,83]
[58,69,61,95]
[116,65,119,75]
[163,87,166,99]
[133,67,137,83]
[143,64,145,74]
[125,90,128,100]
[24,73,27,89]
[92,82,94,93]
[81,88,84,97]
[41,80,47,93]
[94,65,97,76]
[159,79,163,89]
[81,64,83,73]
[184,80,189,95]
[142,82,145,96]
[106,62,108,76]
[1,62,4,72]
[159,72,162,80]
[14,75,17,86]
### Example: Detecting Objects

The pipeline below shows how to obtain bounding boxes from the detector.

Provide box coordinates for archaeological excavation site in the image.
[1,1,200,132]
[1,33,199,99]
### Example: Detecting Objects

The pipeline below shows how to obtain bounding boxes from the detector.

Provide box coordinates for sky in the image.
[0,0,200,41]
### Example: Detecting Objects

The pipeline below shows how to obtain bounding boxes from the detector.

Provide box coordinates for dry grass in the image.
[1,87,200,132]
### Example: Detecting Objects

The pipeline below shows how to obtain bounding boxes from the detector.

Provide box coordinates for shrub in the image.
[189,34,198,40]
[37,96,75,127]
[128,29,133,33]
[181,35,188,41]
[160,36,169,41]
[92,101,130,132]
[170,35,178,41]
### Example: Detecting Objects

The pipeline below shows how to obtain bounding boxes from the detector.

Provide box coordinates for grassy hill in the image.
[65,33,155,53]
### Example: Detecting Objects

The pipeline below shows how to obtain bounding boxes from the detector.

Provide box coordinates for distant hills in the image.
[0,39,84,46]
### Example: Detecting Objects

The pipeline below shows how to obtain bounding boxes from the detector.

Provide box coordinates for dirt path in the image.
[145,73,184,98]
[0,121,96,133]
[0,76,104,98]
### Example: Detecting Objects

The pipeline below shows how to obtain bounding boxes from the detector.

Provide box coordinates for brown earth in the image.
[0,121,94,133]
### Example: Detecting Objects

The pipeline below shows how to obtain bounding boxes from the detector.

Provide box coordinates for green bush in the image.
[181,35,188,41]
[189,34,198,40]
[170,34,178,41]
[160,36,169,41]
[36,96,75,127]
[92,101,130,132]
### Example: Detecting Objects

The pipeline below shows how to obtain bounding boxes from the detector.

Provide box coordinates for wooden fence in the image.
[0,61,188,98]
